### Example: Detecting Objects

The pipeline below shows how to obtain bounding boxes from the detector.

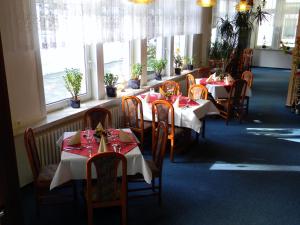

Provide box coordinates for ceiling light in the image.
[196,0,217,7]
[128,0,154,4]
[236,0,251,12]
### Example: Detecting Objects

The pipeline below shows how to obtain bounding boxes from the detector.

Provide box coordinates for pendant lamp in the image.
[236,0,251,12]
[196,0,216,7]
[128,0,154,4]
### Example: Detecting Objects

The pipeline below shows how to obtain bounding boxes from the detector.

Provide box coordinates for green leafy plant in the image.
[174,54,183,68]
[149,59,167,75]
[104,73,118,86]
[63,68,83,100]
[183,56,194,65]
[131,63,142,80]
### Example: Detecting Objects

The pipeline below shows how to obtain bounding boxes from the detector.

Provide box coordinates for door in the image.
[0,33,24,225]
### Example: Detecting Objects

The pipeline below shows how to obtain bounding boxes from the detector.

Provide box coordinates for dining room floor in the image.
[21,67,300,225]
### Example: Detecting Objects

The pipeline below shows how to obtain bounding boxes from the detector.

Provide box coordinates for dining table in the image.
[138,92,220,134]
[50,128,152,190]
[195,78,252,99]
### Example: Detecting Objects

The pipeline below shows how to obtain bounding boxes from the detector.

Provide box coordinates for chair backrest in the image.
[227,79,248,110]
[197,67,211,78]
[122,96,144,130]
[86,152,127,204]
[152,100,174,137]
[241,70,253,88]
[161,81,180,96]
[188,84,208,100]
[186,74,195,93]
[24,128,41,181]
[152,121,168,171]
[240,48,253,71]
[84,107,112,130]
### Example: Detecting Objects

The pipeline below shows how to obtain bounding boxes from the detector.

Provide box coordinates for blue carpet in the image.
[22,67,300,225]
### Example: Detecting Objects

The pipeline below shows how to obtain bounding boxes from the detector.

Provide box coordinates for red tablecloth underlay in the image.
[199,78,231,92]
[62,129,138,157]
[140,94,199,107]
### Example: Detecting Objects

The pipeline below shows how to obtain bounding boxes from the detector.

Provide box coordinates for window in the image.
[103,41,130,83]
[36,2,89,107]
[147,37,163,76]
[255,0,300,48]
[174,35,186,58]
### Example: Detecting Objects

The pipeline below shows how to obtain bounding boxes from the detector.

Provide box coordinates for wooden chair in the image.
[197,67,211,78]
[128,121,168,205]
[216,79,248,125]
[160,80,180,96]
[152,100,184,162]
[86,152,127,225]
[241,70,253,114]
[83,107,112,130]
[188,84,208,100]
[122,96,152,150]
[188,84,208,138]
[24,128,76,215]
[186,74,196,94]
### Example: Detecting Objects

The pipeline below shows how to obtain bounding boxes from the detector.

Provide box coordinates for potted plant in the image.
[63,68,83,108]
[149,58,167,80]
[128,63,142,89]
[104,73,118,97]
[174,54,183,75]
[184,56,194,70]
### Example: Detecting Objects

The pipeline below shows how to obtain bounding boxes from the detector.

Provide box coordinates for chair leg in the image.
[87,206,93,225]
[201,119,206,138]
[170,138,174,162]
[121,204,127,225]
[140,132,144,152]
[158,176,162,206]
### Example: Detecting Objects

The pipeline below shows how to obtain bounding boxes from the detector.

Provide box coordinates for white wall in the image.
[253,49,292,69]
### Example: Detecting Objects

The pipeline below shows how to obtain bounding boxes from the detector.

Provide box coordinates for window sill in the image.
[13,69,197,137]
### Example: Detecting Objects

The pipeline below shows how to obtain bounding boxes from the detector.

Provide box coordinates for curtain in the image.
[35,0,202,47]
[212,0,238,27]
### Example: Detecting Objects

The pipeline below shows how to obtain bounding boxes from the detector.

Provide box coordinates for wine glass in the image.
[85,127,93,156]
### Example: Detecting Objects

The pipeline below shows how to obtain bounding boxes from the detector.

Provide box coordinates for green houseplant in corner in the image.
[104,73,118,97]
[184,56,194,70]
[63,68,83,108]
[128,63,142,89]
[149,58,167,80]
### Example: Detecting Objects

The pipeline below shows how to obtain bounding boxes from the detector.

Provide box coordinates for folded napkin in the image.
[206,74,214,83]
[98,135,107,153]
[159,87,166,96]
[96,122,104,131]
[144,92,150,103]
[173,95,180,108]
[119,130,133,143]
[68,130,81,145]
[227,74,234,83]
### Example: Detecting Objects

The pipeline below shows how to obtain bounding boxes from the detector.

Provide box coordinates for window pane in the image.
[147,38,157,73]
[41,48,87,105]
[281,14,298,47]
[174,35,186,57]
[264,0,276,9]
[36,3,87,105]
[256,14,274,47]
[103,42,130,83]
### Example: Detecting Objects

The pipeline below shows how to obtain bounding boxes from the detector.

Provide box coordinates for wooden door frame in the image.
[0,33,24,225]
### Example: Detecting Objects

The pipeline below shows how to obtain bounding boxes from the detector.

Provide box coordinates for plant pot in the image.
[155,73,162,80]
[70,99,80,108]
[174,68,181,75]
[106,85,117,97]
[187,64,194,70]
[128,79,140,89]
[262,44,266,49]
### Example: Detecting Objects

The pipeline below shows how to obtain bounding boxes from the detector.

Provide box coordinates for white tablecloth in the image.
[195,78,252,99]
[138,94,219,134]
[50,129,152,190]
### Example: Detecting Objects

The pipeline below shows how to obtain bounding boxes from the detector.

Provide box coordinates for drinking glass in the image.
[85,127,92,156]
[150,88,155,94]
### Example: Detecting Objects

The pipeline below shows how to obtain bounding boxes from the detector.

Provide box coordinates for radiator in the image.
[34,104,123,166]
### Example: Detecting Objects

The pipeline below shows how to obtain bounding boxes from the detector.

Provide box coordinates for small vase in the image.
[70,99,80,108]
[187,64,194,70]
[106,85,117,97]
[175,68,181,75]
[155,73,162,80]
[128,79,140,89]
